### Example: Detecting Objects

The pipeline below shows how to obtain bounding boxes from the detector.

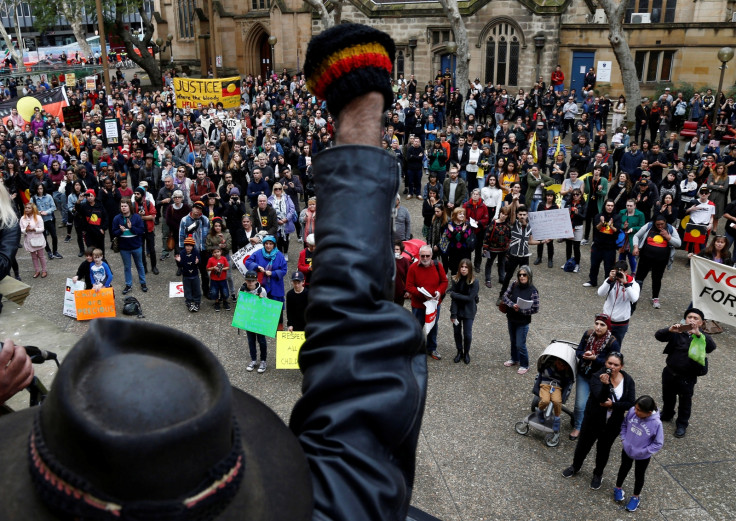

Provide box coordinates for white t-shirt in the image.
[690,199,716,225]
[606,378,624,420]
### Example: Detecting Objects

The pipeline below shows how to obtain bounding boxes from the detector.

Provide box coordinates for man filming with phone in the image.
[597,260,640,347]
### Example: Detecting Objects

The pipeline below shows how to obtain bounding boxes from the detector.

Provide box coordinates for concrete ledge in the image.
[0,277,31,306]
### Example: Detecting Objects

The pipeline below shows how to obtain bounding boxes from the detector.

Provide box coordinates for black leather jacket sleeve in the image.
[0,222,19,281]
[290,146,427,521]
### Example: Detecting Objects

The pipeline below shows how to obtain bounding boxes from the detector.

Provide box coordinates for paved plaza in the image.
[3,192,735,520]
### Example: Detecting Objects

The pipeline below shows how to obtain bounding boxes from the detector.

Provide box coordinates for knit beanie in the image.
[304,23,395,118]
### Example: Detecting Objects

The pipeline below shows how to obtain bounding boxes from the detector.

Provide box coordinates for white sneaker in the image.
[573,264,580,273]
[581,239,589,246]
[284,254,289,262]
[652,298,660,309]
[257,361,267,373]
[582,281,594,287]
[246,360,257,372]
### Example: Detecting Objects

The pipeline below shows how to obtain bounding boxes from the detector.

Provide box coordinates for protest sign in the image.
[231,292,282,337]
[691,256,736,327]
[63,278,86,318]
[527,208,574,240]
[65,73,76,87]
[74,288,116,321]
[230,243,263,276]
[85,76,97,91]
[173,77,242,110]
[62,105,83,130]
[276,331,305,369]
[169,281,184,298]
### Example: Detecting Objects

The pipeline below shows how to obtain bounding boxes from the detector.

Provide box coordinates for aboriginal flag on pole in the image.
[221,78,241,99]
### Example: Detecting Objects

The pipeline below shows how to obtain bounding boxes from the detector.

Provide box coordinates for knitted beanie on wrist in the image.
[304,23,395,118]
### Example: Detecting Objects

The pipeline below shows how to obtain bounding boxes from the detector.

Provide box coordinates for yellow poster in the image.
[173,76,242,109]
[65,73,76,87]
[275,331,305,369]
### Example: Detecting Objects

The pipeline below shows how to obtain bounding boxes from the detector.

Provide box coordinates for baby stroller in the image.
[514,340,577,447]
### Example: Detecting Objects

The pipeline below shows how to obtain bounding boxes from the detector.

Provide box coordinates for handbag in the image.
[29,234,46,248]
[466,229,477,251]
[498,301,508,314]
[439,234,450,254]
[111,236,120,253]
[167,234,175,251]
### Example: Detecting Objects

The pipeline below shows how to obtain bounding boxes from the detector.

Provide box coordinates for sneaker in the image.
[429,350,442,360]
[517,367,529,375]
[53,252,63,259]
[573,264,580,273]
[485,280,492,288]
[674,426,687,438]
[561,264,566,269]
[223,300,231,311]
[257,361,267,373]
[188,303,196,312]
[503,360,519,367]
[214,302,221,312]
[625,496,640,512]
[231,294,237,302]
[652,298,660,309]
[562,466,577,478]
[246,360,257,372]
[192,304,200,312]
[152,267,160,275]
[141,284,148,293]
[406,195,413,200]
[47,252,53,260]
[122,285,132,294]
[590,474,602,490]
[64,235,72,243]
[583,281,594,287]
[416,195,423,200]
[581,239,589,245]
[284,254,289,262]
[160,251,170,260]
[614,487,625,502]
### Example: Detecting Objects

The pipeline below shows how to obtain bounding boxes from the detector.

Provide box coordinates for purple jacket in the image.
[620,407,664,460]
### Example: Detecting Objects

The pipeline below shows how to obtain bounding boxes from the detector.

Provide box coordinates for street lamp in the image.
[268,35,278,78]
[155,34,175,68]
[534,33,546,85]
[445,41,457,88]
[712,46,734,130]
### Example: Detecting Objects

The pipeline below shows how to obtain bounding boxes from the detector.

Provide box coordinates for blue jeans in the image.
[53,191,67,223]
[573,375,591,430]
[247,331,267,361]
[182,275,201,304]
[120,247,146,286]
[530,198,542,212]
[452,318,474,353]
[459,169,467,182]
[610,323,629,348]
[618,251,638,274]
[412,304,440,352]
[507,321,530,368]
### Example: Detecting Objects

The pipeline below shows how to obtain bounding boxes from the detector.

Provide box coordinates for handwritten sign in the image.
[173,76,242,109]
[63,278,86,318]
[231,243,263,277]
[65,73,76,87]
[231,291,283,337]
[85,76,97,91]
[74,288,116,321]
[276,331,305,369]
[528,208,574,240]
[169,281,184,298]
[104,118,120,145]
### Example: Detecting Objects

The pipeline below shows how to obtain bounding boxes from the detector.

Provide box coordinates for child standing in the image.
[537,358,574,445]
[614,395,664,512]
[176,235,201,312]
[286,271,309,332]
[207,247,230,312]
[90,248,113,290]
[241,270,268,373]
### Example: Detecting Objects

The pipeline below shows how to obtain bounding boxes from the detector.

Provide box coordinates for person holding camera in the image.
[569,314,620,441]
[597,260,640,347]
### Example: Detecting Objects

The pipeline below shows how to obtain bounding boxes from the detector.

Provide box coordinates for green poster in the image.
[231,291,283,338]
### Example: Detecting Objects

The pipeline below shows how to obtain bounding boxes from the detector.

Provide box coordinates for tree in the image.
[597,0,641,121]
[436,0,469,105]
[108,0,163,89]
[27,0,93,59]
[0,0,26,70]
[302,0,345,30]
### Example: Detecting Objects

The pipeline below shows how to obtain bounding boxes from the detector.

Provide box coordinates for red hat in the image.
[84,189,96,196]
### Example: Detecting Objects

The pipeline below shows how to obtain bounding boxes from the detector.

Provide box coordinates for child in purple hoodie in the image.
[614,395,664,512]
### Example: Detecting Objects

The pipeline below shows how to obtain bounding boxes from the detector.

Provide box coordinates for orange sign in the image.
[74,288,116,321]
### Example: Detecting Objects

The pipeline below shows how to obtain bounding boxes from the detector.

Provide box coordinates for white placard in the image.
[579,66,586,74]
[527,208,574,241]
[729,175,736,185]
[597,61,612,82]
[169,281,184,298]
[63,278,86,318]
[691,256,736,327]
[230,243,263,276]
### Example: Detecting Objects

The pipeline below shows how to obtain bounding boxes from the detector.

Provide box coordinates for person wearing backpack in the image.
[597,260,640,347]
[632,215,681,309]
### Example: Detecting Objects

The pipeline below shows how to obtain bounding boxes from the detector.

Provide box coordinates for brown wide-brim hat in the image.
[0,319,312,520]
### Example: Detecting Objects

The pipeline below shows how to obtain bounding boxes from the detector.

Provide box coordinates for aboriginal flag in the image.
[684,222,708,244]
[0,87,69,125]
[221,78,241,98]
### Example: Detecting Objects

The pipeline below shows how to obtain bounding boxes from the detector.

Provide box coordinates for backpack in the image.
[122,296,144,318]
[563,258,576,272]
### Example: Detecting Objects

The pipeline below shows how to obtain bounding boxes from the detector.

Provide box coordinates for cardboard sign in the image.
[104,118,120,145]
[169,281,184,298]
[231,292,282,337]
[528,208,574,240]
[62,105,83,130]
[63,278,86,318]
[65,73,76,87]
[276,331,305,369]
[231,243,263,276]
[691,256,736,327]
[85,76,97,91]
[74,288,116,321]
[173,76,242,110]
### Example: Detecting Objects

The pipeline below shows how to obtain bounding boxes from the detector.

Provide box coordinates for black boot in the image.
[454,351,462,363]
[463,349,470,364]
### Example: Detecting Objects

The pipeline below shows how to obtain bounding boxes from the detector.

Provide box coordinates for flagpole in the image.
[95,0,112,95]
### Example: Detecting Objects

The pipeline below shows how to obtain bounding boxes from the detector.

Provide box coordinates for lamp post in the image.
[268,35,278,79]
[408,38,417,75]
[533,33,546,85]
[156,34,174,69]
[711,46,734,130]
[445,41,457,89]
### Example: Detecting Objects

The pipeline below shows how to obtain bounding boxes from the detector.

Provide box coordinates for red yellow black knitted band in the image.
[304,23,396,117]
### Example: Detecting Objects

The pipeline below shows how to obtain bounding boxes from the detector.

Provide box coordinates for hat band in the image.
[28,415,245,521]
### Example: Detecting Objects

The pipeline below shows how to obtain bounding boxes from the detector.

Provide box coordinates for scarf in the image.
[261,237,279,261]
[272,196,287,237]
[303,209,316,237]
[585,329,612,357]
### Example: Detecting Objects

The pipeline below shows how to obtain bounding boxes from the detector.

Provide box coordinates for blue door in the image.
[570,52,595,101]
